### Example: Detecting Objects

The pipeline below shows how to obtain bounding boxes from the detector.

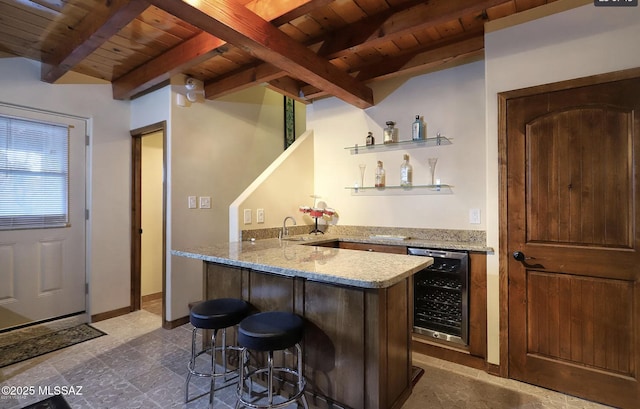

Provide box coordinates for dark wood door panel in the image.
[526,271,633,375]
[526,107,632,248]
[519,354,638,409]
[505,72,640,409]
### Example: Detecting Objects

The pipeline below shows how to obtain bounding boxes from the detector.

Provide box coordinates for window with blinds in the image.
[0,115,69,230]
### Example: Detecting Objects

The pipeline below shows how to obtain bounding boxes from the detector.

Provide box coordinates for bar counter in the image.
[172,238,433,409]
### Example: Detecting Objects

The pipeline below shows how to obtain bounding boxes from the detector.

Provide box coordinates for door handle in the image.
[513,251,544,269]
[513,251,528,261]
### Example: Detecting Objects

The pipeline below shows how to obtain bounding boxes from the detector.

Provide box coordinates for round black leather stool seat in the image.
[238,311,304,352]
[190,298,250,330]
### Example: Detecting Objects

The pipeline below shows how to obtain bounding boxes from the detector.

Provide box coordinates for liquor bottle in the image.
[412,115,424,140]
[400,154,412,187]
[383,121,396,144]
[375,161,386,188]
[366,131,374,146]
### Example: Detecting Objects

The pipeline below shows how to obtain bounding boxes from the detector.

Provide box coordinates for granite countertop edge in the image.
[172,241,432,289]
[172,233,493,289]
[330,235,493,252]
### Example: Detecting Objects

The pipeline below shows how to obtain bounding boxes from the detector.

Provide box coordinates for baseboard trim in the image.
[412,337,487,371]
[163,315,189,329]
[91,306,131,323]
[486,362,501,377]
[141,292,162,302]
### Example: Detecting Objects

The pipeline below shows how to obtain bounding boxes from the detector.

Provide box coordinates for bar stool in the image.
[235,311,309,409]
[186,298,250,407]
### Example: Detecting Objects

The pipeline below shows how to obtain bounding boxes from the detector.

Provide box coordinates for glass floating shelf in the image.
[345,135,451,155]
[345,184,453,196]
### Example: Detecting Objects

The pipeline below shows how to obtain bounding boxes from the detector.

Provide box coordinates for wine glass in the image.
[428,158,438,186]
[359,164,366,188]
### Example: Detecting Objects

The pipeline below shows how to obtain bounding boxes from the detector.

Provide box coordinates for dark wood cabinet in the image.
[204,261,413,409]
[331,242,489,370]
[306,240,489,370]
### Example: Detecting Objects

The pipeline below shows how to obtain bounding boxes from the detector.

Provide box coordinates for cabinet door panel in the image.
[304,281,365,409]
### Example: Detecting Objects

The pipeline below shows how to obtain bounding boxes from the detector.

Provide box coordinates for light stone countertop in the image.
[242,226,494,253]
[172,237,432,289]
[322,235,493,252]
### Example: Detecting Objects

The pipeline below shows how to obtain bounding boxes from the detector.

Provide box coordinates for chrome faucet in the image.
[281,216,296,239]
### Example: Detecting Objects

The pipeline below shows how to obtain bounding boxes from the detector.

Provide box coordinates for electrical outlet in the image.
[243,209,252,224]
[200,196,211,209]
[469,208,481,224]
[188,196,197,209]
[257,208,265,223]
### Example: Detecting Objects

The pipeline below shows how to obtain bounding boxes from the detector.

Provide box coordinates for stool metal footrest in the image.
[186,327,244,407]
[235,344,309,409]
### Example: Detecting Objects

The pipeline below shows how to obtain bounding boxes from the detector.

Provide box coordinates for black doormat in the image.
[0,324,106,368]
[22,394,71,409]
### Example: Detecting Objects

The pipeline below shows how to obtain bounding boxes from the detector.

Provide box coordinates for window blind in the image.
[0,115,69,230]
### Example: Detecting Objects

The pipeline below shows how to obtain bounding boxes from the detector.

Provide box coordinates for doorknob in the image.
[512,251,544,268]
[513,251,525,261]
[513,251,536,261]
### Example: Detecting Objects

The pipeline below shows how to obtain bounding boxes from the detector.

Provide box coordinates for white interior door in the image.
[0,105,86,330]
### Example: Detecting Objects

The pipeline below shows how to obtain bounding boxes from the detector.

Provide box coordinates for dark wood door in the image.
[505,75,640,408]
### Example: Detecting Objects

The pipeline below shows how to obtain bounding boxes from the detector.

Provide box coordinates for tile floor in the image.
[0,305,614,409]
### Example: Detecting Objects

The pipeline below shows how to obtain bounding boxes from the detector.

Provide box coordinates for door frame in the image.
[498,66,640,378]
[130,121,167,323]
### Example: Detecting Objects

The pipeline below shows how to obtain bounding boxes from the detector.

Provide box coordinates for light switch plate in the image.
[188,196,197,209]
[200,196,211,209]
[243,209,252,224]
[469,208,481,224]
[257,208,265,223]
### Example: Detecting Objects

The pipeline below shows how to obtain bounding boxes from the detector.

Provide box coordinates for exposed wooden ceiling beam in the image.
[113,0,331,100]
[204,0,498,102]
[149,0,373,108]
[316,0,424,58]
[317,0,506,60]
[204,63,285,99]
[41,0,149,83]
[301,33,485,101]
[358,33,484,81]
[266,76,309,104]
[203,0,421,99]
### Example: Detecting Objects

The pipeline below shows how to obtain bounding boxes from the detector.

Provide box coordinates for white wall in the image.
[484,2,640,364]
[132,85,293,321]
[309,61,487,230]
[168,86,287,320]
[230,130,315,241]
[0,58,131,317]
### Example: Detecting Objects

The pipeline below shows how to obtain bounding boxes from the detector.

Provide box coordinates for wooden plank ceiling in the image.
[0,0,558,108]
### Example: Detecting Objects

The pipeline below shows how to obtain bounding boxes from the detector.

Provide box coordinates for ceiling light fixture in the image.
[182,77,205,103]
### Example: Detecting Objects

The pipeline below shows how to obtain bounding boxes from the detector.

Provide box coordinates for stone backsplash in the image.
[242,225,486,245]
